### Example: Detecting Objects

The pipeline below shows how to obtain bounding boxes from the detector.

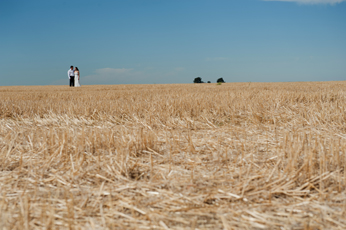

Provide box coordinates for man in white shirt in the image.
[68,66,75,87]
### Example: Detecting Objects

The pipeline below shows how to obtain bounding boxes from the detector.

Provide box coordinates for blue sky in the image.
[0,0,345,86]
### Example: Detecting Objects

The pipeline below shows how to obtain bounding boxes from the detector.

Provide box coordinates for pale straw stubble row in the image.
[1,82,346,229]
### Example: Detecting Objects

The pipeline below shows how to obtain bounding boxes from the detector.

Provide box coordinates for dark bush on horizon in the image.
[194,77,204,83]
[217,78,225,83]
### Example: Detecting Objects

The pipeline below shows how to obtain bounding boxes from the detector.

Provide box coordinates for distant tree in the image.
[194,77,204,83]
[207,81,211,83]
[217,78,225,83]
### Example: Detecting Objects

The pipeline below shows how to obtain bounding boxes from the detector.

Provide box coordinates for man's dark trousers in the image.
[70,76,75,87]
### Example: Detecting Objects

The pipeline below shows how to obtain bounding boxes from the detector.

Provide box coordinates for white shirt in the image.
[68,69,75,79]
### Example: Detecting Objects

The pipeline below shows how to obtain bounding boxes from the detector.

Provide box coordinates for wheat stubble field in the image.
[1,82,346,229]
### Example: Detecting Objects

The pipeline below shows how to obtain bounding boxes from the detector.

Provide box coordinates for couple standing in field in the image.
[67,66,81,87]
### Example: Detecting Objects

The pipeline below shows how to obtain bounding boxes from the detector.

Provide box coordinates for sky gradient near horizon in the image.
[0,0,345,86]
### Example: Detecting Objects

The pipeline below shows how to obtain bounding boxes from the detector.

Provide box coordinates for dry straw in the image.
[1,82,346,229]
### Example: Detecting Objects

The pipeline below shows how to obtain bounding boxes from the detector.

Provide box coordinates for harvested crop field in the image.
[1,82,346,229]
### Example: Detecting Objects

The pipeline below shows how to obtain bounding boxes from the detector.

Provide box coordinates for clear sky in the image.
[1,0,345,86]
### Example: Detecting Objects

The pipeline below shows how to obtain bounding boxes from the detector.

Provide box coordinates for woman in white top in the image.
[74,67,81,87]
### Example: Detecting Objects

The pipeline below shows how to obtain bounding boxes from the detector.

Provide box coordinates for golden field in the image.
[1,82,346,229]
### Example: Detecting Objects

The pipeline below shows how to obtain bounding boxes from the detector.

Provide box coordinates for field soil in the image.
[1,82,346,229]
